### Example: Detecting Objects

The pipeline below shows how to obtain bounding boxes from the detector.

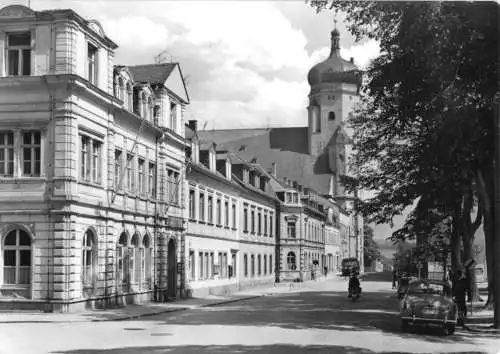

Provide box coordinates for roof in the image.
[128,64,177,85]
[198,127,333,197]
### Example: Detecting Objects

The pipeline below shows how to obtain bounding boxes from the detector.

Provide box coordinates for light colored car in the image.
[400,279,457,335]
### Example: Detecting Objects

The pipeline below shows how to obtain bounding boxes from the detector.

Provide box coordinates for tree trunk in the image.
[451,204,462,276]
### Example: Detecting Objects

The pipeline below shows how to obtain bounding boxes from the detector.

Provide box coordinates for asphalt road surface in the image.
[1,276,499,354]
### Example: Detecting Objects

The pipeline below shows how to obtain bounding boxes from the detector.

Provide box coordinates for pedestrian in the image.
[452,269,468,326]
[392,269,397,289]
[324,266,328,277]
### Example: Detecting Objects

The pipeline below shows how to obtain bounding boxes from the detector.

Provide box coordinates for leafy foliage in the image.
[363,224,382,267]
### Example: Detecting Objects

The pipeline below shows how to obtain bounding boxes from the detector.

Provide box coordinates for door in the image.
[167,238,177,298]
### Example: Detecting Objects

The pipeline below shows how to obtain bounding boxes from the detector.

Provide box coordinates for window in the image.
[199,193,205,222]
[287,222,296,238]
[170,101,177,131]
[126,153,135,192]
[210,252,214,279]
[287,252,296,270]
[6,32,31,76]
[251,255,255,277]
[0,132,14,177]
[270,255,273,274]
[216,199,222,226]
[218,252,222,278]
[189,190,195,220]
[189,250,195,281]
[82,229,95,291]
[264,255,267,275]
[258,212,262,235]
[3,229,31,285]
[198,252,204,280]
[87,43,98,84]
[208,196,213,224]
[167,170,180,204]
[257,255,261,276]
[269,214,273,236]
[328,111,336,121]
[232,204,236,229]
[140,92,147,118]
[224,201,229,227]
[116,233,128,292]
[130,234,140,286]
[138,158,146,195]
[143,235,152,289]
[80,135,102,184]
[114,150,122,189]
[148,162,156,197]
[251,210,255,233]
[204,252,209,279]
[21,132,41,177]
[243,207,248,232]
[244,254,248,277]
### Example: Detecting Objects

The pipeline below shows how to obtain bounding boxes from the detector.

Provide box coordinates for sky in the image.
[3,0,397,239]
[13,0,381,130]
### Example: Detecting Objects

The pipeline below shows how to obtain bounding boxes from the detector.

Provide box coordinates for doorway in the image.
[167,238,177,298]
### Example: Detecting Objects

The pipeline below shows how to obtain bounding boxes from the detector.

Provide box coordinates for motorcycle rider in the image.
[348,271,361,297]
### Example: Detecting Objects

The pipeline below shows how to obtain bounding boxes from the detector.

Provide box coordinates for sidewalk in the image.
[0,280,316,324]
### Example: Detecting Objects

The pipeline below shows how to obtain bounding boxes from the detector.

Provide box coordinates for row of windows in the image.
[113,148,157,198]
[242,253,273,278]
[242,207,274,237]
[189,251,234,281]
[286,221,329,243]
[189,189,237,228]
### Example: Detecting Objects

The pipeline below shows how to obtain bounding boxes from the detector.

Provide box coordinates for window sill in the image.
[79,180,104,189]
[0,176,47,183]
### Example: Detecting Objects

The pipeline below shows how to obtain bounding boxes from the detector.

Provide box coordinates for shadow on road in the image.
[360,272,393,282]
[50,344,489,354]
[108,289,498,346]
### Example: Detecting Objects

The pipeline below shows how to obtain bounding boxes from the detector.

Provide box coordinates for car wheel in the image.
[401,319,409,332]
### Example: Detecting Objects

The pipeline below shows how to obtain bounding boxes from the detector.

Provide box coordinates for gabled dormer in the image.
[208,143,216,172]
[215,152,232,181]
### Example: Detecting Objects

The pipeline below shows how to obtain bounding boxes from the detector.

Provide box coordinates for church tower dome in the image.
[307,28,361,88]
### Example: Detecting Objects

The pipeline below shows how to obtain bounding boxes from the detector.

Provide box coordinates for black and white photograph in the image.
[0,0,498,353]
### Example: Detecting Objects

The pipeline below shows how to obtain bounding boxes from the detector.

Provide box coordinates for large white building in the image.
[0,5,189,311]
[185,123,277,296]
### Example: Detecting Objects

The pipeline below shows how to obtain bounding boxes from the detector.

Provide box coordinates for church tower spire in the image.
[329,20,340,58]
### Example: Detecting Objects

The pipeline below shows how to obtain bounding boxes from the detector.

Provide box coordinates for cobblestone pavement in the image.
[0,279,499,354]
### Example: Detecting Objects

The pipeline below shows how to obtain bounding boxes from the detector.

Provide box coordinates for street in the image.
[1,278,499,354]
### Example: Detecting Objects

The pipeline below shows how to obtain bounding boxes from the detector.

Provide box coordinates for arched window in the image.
[147,97,153,122]
[328,111,336,121]
[116,233,128,292]
[131,233,140,286]
[263,255,267,275]
[82,229,96,293]
[118,77,124,101]
[140,92,147,118]
[143,235,152,289]
[287,252,296,270]
[127,83,133,111]
[3,229,31,285]
[243,254,248,277]
[153,104,161,125]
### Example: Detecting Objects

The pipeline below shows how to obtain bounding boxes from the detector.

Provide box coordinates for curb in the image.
[0,294,265,324]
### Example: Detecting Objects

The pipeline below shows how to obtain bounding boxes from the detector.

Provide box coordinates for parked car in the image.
[400,279,457,335]
[341,258,360,277]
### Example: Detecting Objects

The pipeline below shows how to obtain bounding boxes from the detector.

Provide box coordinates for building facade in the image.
[184,123,277,296]
[0,5,189,311]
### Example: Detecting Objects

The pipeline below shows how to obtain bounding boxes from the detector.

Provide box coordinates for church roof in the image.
[198,127,333,197]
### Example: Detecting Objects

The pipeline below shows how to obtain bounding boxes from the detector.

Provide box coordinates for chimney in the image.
[271,162,277,177]
[188,120,198,132]
[350,57,354,64]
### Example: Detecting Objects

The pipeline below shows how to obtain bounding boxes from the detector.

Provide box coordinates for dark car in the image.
[400,279,457,335]
[341,258,360,277]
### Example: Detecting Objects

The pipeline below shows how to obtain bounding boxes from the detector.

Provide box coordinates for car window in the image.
[408,283,449,296]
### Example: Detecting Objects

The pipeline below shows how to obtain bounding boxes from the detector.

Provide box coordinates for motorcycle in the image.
[349,285,362,302]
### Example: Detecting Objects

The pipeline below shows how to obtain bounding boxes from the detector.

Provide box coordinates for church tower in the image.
[306,26,361,198]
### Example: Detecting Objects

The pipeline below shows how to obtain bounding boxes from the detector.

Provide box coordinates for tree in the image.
[363,224,381,268]
[307,1,499,326]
